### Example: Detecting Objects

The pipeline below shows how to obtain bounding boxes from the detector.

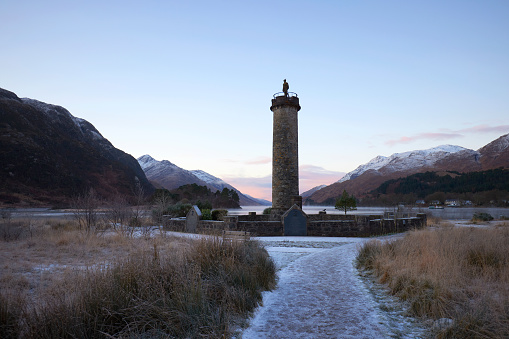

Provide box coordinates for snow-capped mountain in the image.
[138,155,265,206]
[139,155,190,180]
[338,145,472,183]
[191,170,231,191]
[308,135,509,204]
[138,155,209,190]
[190,170,269,206]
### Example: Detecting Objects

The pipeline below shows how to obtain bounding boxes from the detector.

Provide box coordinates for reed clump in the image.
[357,226,509,338]
[0,218,276,338]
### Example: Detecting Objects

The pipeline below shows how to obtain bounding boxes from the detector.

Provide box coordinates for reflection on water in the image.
[230,206,509,220]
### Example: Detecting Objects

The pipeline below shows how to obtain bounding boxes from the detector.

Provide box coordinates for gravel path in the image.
[241,237,425,338]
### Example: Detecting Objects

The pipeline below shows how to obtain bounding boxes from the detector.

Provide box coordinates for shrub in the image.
[211,209,228,221]
[196,200,212,211]
[472,212,494,222]
[201,209,212,220]
[165,203,193,217]
[0,221,24,242]
[262,207,272,215]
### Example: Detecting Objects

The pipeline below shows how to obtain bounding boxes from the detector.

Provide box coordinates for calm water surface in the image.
[6,206,509,220]
[229,206,509,220]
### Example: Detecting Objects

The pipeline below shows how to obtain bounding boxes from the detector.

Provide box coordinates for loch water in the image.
[228,206,509,220]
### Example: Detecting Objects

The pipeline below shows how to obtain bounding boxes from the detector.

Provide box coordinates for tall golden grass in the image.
[0,218,276,338]
[357,224,509,338]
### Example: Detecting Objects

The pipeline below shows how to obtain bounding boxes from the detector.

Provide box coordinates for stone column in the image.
[270,94,301,218]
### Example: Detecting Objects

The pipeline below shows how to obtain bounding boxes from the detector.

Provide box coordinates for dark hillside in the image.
[0,88,153,206]
[373,169,509,197]
[365,169,509,206]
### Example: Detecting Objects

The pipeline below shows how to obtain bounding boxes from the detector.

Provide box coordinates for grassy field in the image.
[357,219,509,338]
[0,217,276,338]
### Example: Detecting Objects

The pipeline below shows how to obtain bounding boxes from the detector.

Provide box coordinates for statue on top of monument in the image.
[282,79,289,97]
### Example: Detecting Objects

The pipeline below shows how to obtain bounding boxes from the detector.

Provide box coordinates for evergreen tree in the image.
[335,190,357,215]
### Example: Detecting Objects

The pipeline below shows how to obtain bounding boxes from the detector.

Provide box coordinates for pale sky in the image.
[2,1,509,201]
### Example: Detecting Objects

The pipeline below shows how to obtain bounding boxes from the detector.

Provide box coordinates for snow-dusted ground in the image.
[241,236,427,339]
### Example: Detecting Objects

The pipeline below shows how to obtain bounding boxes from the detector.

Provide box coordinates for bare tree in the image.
[130,181,146,228]
[152,192,172,225]
[72,188,101,235]
[104,194,132,235]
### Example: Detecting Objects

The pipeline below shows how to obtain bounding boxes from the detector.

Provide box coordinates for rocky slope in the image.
[478,134,509,170]
[0,88,154,205]
[138,155,264,206]
[138,155,209,190]
[307,134,509,204]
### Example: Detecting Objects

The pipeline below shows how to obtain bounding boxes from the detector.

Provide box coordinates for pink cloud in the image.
[221,175,272,201]
[385,124,509,147]
[385,132,462,146]
[221,165,344,201]
[299,165,345,194]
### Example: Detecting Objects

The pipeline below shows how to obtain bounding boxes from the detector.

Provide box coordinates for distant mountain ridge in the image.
[191,170,231,191]
[301,185,327,198]
[337,145,473,183]
[138,155,209,190]
[190,170,270,206]
[0,88,154,205]
[137,155,267,206]
[307,134,509,204]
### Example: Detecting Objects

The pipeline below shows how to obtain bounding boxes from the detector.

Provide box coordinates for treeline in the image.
[364,168,509,206]
[361,190,509,207]
[152,184,240,210]
[150,184,239,222]
[375,168,509,196]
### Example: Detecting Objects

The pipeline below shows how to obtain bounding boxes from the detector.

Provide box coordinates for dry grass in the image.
[426,214,454,228]
[1,218,175,298]
[0,218,276,338]
[357,225,509,338]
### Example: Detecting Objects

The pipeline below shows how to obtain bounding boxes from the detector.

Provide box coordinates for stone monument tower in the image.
[270,80,302,218]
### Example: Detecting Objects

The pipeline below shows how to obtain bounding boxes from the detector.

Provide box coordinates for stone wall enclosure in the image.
[163,206,427,237]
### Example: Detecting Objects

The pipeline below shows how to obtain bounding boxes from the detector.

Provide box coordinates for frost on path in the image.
[242,237,425,339]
